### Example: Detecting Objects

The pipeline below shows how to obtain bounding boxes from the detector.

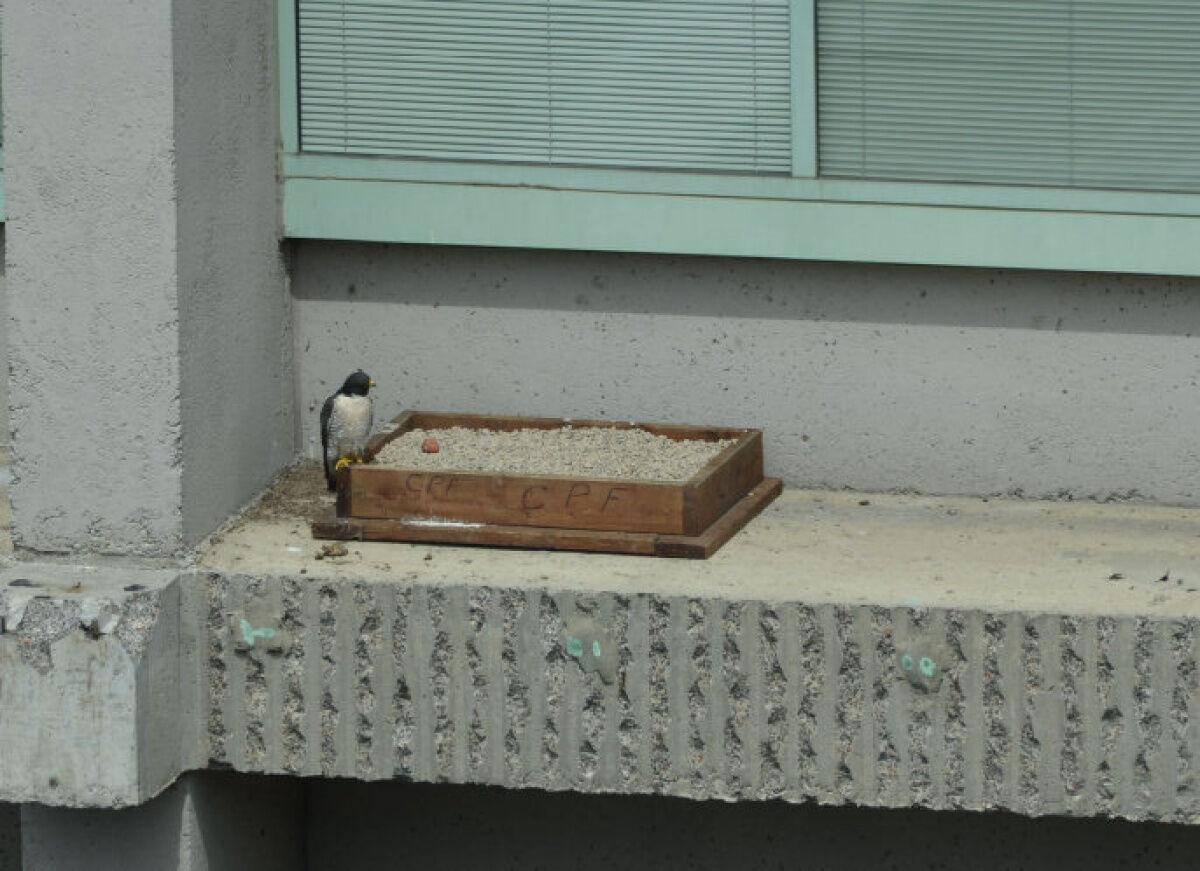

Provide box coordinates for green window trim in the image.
[278,0,1200,276]
[790,0,816,178]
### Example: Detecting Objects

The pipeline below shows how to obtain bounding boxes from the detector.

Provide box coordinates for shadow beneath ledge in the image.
[307,777,1200,871]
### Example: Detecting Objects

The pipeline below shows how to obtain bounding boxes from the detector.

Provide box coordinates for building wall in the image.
[4,0,185,554]
[0,227,8,446]
[293,243,1200,505]
[1,0,291,556]
[173,0,293,545]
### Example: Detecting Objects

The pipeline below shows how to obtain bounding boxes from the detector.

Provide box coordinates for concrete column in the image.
[2,0,292,557]
[20,773,304,871]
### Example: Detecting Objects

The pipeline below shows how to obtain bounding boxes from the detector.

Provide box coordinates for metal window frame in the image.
[277,0,1200,276]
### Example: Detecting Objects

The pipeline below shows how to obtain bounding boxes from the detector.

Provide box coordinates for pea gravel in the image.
[373,426,736,482]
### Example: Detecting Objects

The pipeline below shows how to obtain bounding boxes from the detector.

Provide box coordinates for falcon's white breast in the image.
[326,393,374,460]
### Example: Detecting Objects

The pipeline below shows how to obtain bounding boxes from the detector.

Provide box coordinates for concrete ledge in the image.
[7,464,1200,821]
[190,466,1200,824]
[0,565,193,807]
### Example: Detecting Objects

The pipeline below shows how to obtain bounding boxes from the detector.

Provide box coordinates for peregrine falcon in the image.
[320,370,375,490]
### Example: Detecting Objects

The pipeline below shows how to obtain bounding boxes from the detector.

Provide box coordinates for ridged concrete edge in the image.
[201,570,1200,824]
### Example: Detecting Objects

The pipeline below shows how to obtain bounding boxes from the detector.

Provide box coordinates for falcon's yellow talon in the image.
[334,457,353,472]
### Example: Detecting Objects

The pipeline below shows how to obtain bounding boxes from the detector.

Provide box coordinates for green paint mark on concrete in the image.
[240,618,277,648]
[919,656,937,678]
[592,640,602,658]
[900,653,914,672]
[566,637,584,658]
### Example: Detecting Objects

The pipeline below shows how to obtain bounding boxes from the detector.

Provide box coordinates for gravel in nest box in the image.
[374,426,736,482]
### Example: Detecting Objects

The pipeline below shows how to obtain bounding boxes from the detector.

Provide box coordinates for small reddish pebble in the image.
[421,437,440,454]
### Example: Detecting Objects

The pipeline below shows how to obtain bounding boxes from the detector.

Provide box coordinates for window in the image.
[819,0,1200,192]
[299,0,793,173]
[280,0,1200,275]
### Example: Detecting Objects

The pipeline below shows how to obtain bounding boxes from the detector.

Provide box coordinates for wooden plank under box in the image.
[312,411,782,558]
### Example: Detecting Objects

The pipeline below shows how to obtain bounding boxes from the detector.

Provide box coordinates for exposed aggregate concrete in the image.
[198,570,1200,824]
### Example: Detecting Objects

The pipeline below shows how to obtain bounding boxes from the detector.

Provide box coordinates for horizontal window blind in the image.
[818,1,1200,192]
[298,0,791,172]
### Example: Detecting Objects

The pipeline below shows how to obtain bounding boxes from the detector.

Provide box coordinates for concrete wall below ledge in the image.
[14,774,1200,870]
[307,778,1200,871]
[0,804,17,871]
[293,243,1200,505]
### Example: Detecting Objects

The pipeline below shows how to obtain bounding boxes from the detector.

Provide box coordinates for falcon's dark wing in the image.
[320,393,336,490]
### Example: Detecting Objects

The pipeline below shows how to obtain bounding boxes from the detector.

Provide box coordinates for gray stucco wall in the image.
[294,243,1200,504]
[174,0,293,545]
[0,228,8,446]
[4,1,184,554]
[2,0,290,556]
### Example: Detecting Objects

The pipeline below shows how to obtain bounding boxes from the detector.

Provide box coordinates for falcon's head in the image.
[340,370,375,396]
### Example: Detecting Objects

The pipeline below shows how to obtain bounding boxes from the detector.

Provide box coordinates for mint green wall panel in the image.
[818,1,1200,192]
[298,0,792,172]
